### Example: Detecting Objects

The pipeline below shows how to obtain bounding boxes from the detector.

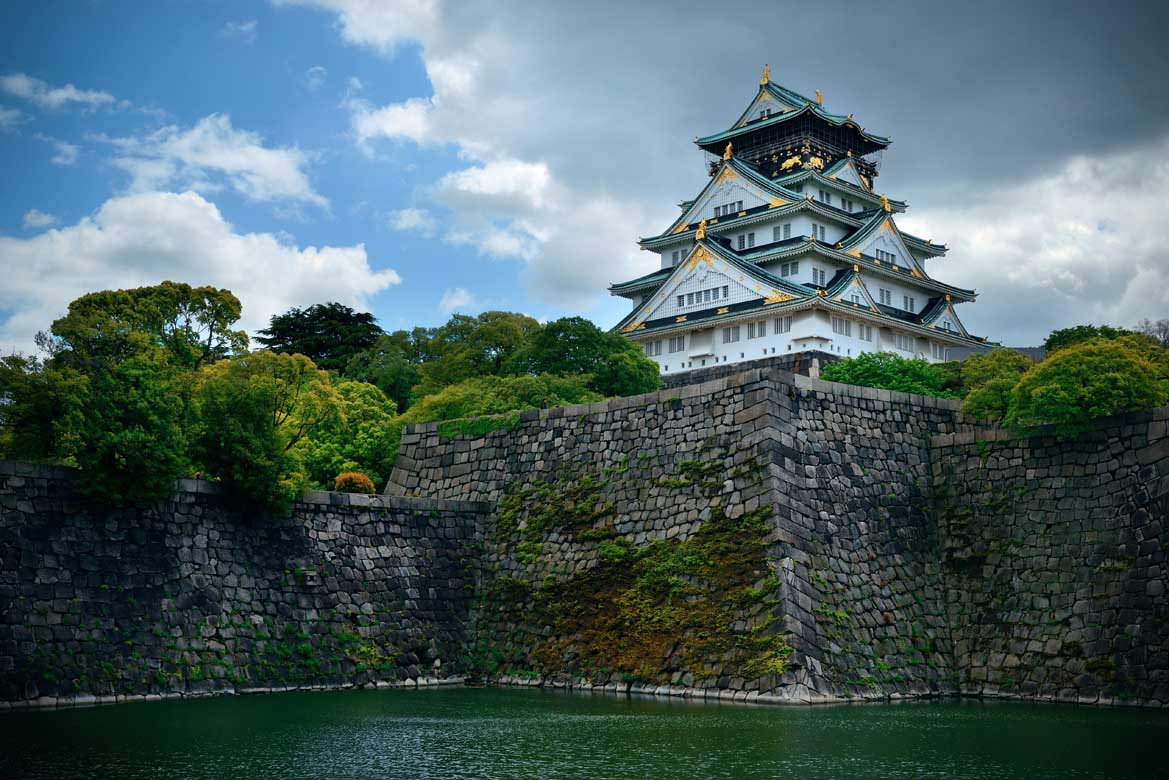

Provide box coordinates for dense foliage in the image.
[822,327,1169,436]
[1006,338,1169,435]
[820,352,958,398]
[1,283,659,512]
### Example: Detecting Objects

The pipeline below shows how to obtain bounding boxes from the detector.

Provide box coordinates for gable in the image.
[673,166,787,230]
[827,159,868,190]
[852,218,924,274]
[928,302,970,337]
[831,271,881,312]
[619,244,804,332]
[738,91,796,127]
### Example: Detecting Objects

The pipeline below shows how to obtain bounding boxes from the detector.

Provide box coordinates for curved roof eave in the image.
[695,103,892,149]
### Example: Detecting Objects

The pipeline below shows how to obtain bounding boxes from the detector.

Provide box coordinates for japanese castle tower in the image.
[610,66,986,374]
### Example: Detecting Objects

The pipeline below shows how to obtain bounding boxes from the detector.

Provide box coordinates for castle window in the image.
[703,289,711,303]
[810,223,826,241]
[903,295,916,312]
[748,321,768,339]
[875,249,896,263]
[686,293,694,305]
[931,342,945,360]
[677,295,684,308]
[671,250,679,264]
[780,261,799,277]
[831,317,851,336]
[722,326,741,344]
[879,288,892,306]
[841,198,855,212]
[895,333,913,351]
[644,341,662,357]
[722,285,729,298]
[858,324,873,341]
[850,292,861,304]
[747,232,755,248]
[812,268,827,286]
[818,189,831,205]
[738,234,745,250]
[668,336,686,353]
[773,316,792,334]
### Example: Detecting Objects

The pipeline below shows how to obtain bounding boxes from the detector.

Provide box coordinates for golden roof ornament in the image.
[881,194,891,213]
[760,64,770,85]
[695,219,707,240]
[815,89,822,105]
[723,141,733,161]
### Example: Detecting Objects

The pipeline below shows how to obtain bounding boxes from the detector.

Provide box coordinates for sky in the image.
[1,0,1168,354]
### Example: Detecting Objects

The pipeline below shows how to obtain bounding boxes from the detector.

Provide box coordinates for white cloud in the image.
[273,0,437,55]
[102,114,328,207]
[281,1,667,313]
[387,207,437,235]
[0,72,115,111]
[35,135,79,165]
[900,135,1169,345]
[439,286,475,313]
[0,190,400,353]
[0,106,22,130]
[21,209,56,229]
[304,65,327,91]
[222,20,258,43]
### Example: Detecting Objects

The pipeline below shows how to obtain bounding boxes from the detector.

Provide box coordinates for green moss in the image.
[496,472,613,540]
[436,413,521,439]
[482,504,791,685]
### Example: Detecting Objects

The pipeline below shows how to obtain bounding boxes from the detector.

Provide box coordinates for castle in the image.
[610,66,987,375]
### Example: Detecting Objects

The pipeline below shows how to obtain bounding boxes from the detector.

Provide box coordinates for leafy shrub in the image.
[820,351,958,398]
[1044,324,1133,354]
[960,349,1035,422]
[334,471,376,494]
[1006,338,1169,435]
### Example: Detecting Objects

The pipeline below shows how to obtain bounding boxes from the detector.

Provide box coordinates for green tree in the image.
[343,336,421,412]
[294,379,399,490]
[1043,324,1132,354]
[1006,339,1169,435]
[0,354,86,462]
[413,311,541,395]
[255,302,383,372]
[59,339,192,505]
[960,349,1035,422]
[505,316,660,397]
[48,281,246,369]
[819,352,958,398]
[193,352,341,515]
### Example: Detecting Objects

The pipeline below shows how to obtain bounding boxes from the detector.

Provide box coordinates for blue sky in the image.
[2,0,1168,353]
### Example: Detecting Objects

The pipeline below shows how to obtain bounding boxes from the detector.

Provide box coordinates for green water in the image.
[0,688,1163,779]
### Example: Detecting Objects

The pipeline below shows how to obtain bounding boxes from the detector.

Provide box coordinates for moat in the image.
[0,688,1162,780]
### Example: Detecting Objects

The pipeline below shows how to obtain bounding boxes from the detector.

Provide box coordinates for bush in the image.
[1006,338,1169,435]
[820,352,958,398]
[960,349,1035,422]
[334,471,376,494]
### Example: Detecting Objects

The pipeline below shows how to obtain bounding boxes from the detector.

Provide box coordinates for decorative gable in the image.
[927,301,971,337]
[618,244,805,333]
[852,218,924,275]
[827,159,869,190]
[672,165,786,230]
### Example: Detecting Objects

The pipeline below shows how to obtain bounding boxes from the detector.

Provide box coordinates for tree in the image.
[193,352,341,515]
[255,302,383,372]
[505,316,660,397]
[413,311,541,396]
[343,336,421,412]
[1043,324,1132,354]
[0,354,86,462]
[819,352,959,398]
[294,379,399,490]
[1136,318,1169,348]
[48,281,246,369]
[959,349,1035,422]
[1006,339,1169,435]
[58,339,192,505]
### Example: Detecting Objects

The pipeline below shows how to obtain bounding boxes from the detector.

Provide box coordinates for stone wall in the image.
[389,368,988,703]
[657,350,839,389]
[931,414,1169,705]
[0,461,489,707]
[5,363,1167,710]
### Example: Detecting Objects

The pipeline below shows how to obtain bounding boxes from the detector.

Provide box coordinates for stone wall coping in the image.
[401,363,966,440]
[0,461,489,514]
[928,406,1169,449]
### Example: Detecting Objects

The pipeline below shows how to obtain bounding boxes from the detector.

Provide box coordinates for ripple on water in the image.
[0,688,1164,780]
